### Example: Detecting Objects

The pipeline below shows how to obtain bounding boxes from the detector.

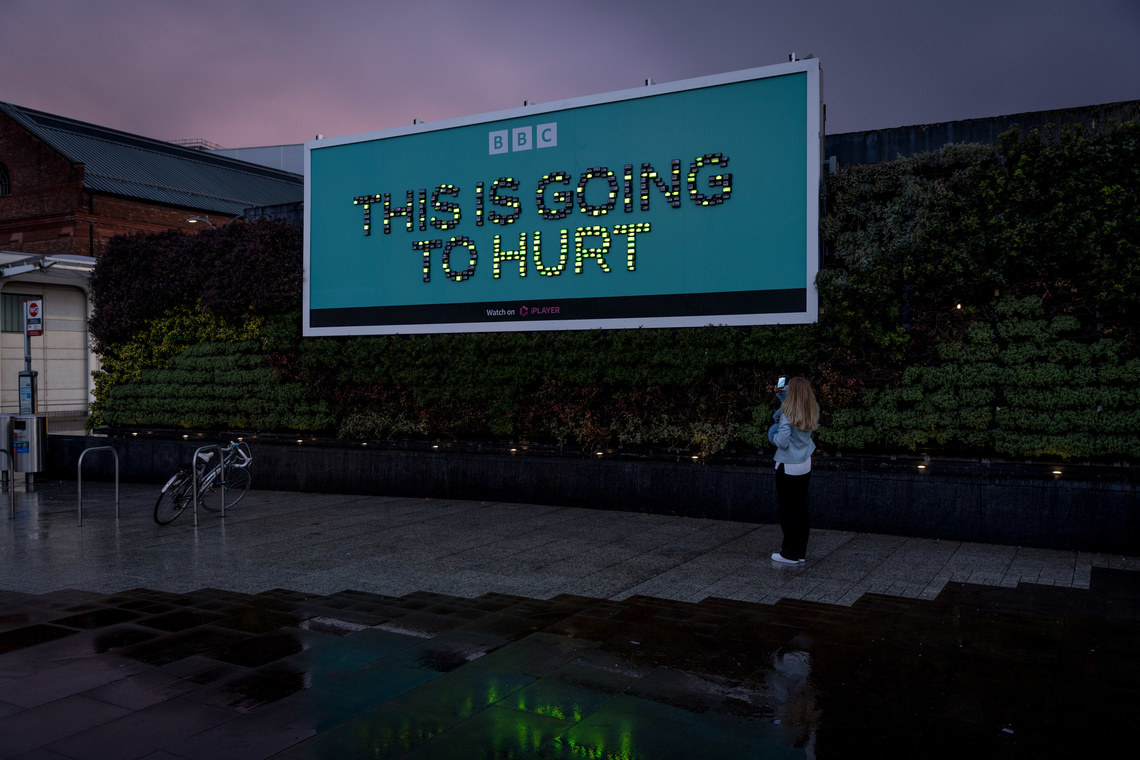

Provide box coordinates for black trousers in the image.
[775,464,811,560]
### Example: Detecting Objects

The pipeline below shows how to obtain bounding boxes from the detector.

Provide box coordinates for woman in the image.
[768,377,819,564]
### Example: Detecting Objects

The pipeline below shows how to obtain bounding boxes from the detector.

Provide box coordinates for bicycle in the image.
[154,441,252,525]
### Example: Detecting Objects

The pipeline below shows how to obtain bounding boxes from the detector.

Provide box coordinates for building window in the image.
[1,294,29,332]
[0,162,9,196]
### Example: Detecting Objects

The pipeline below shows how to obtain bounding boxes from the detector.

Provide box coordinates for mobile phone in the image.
[776,376,787,390]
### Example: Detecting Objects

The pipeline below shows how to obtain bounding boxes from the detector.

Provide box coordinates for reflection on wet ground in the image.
[1,571,1137,758]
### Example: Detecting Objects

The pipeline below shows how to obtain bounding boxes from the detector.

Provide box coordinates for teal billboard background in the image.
[306,63,819,334]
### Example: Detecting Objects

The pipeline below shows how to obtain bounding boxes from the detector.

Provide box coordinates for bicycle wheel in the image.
[154,474,193,525]
[223,467,251,509]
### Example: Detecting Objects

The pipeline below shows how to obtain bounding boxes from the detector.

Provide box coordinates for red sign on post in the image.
[25,299,42,337]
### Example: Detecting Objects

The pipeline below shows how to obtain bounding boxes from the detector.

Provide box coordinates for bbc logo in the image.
[489,123,557,155]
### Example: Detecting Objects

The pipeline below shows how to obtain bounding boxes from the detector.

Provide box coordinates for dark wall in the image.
[826,99,1140,166]
[51,435,1138,555]
[243,201,303,225]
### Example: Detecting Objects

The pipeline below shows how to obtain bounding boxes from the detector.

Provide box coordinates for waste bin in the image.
[12,414,47,473]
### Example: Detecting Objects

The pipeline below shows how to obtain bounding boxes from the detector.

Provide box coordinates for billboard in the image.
[304,60,822,336]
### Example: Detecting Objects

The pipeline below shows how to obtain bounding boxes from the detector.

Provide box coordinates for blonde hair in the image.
[780,377,819,432]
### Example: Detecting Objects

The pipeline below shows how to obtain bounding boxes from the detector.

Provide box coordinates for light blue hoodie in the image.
[768,389,816,465]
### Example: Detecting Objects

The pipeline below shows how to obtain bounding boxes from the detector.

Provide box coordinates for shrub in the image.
[88,125,1140,459]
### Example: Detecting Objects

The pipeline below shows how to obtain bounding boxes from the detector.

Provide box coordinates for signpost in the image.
[20,299,40,414]
[24,299,42,337]
[305,60,822,336]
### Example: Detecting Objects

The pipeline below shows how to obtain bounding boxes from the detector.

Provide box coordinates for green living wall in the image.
[91,123,1140,460]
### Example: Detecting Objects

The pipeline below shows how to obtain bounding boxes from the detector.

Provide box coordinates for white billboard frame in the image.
[304,59,822,336]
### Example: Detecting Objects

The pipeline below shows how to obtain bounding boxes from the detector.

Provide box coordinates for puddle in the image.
[94,627,160,653]
[300,616,372,636]
[0,623,77,654]
[3,579,1137,757]
[214,667,307,712]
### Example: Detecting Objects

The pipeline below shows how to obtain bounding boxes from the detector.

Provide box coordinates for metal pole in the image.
[220,447,227,518]
[191,445,222,527]
[77,446,120,526]
[23,312,30,374]
[0,449,12,519]
[192,453,200,527]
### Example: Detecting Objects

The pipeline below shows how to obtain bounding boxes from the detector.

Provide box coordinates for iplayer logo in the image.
[518,304,561,317]
[489,122,557,155]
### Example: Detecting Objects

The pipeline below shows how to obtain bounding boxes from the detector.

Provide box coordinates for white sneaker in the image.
[771,552,801,564]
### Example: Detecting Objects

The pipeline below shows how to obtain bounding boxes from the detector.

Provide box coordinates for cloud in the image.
[1,0,1136,146]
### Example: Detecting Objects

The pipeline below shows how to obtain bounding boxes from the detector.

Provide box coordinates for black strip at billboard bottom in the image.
[310,288,806,329]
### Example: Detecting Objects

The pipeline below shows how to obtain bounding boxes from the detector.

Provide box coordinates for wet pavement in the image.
[2,479,1138,758]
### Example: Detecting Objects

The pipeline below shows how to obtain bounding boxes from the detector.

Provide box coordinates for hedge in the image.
[91,123,1140,460]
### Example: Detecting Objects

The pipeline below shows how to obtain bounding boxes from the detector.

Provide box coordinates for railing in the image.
[77,446,120,526]
[1,449,12,519]
[192,444,224,526]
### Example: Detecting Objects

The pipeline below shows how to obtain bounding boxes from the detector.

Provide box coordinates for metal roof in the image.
[0,102,303,215]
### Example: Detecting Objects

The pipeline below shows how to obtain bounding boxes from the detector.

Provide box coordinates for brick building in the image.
[0,102,302,419]
[0,101,303,257]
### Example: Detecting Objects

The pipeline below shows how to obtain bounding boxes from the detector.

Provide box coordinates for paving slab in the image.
[0,478,1137,757]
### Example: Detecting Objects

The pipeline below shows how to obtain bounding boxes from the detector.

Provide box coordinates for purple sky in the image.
[2,0,1138,148]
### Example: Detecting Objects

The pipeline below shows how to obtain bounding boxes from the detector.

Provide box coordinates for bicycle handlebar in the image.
[226,441,252,468]
[193,441,252,472]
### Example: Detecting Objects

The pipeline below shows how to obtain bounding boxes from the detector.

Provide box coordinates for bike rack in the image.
[191,444,225,527]
[1,449,13,519]
[77,446,120,526]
